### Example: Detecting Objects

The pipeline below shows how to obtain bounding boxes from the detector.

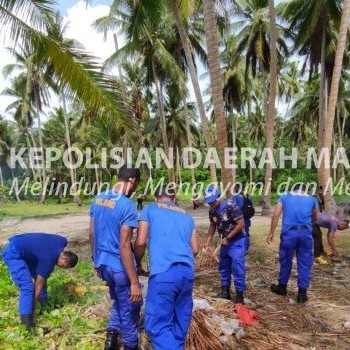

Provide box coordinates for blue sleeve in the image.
[120,200,138,228]
[139,205,150,223]
[233,195,244,208]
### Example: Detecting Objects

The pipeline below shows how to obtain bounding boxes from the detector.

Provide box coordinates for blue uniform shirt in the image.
[209,199,244,238]
[139,201,195,276]
[90,190,138,271]
[9,233,67,278]
[278,192,318,232]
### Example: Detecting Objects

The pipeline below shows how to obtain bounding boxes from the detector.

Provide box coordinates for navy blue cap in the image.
[203,185,221,204]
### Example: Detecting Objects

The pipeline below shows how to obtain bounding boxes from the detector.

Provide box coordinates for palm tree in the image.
[261,0,278,213]
[278,0,342,159]
[277,61,300,148]
[0,0,134,135]
[320,0,350,211]
[168,0,217,183]
[203,0,231,186]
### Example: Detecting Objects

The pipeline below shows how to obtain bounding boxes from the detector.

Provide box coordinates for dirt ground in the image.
[1,206,350,349]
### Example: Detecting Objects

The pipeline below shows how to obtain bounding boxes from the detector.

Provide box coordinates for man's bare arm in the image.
[205,222,217,248]
[226,218,245,240]
[191,229,199,256]
[34,275,46,301]
[120,225,142,303]
[134,221,148,269]
[266,203,283,243]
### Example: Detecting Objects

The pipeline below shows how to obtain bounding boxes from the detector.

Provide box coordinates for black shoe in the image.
[219,286,231,300]
[234,291,244,304]
[270,283,287,296]
[20,314,34,333]
[297,288,308,303]
[104,329,119,350]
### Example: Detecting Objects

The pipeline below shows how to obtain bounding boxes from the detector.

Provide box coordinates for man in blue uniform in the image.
[89,165,142,350]
[134,185,198,350]
[232,184,254,252]
[2,233,78,332]
[204,185,246,304]
[266,184,318,303]
[314,211,349,260]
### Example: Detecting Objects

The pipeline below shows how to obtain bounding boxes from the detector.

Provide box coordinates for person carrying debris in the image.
[266,184,318,303]
[2,233,78,332]
[313,211,349,263]
[203,184,246,304]
[89,165,142,350]
[134,185,198,350]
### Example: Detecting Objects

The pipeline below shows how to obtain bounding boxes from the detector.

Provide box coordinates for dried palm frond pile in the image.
[195,246,219,271]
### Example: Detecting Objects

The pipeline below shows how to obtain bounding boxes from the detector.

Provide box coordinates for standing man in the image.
[313,211,349,260]
[137,193,145,211]
[204,185,246,304]
[266,184,318,303]
[2,233,78,332]
[89,165,142,350]
[134,185,198,350]
[232,184,255,252]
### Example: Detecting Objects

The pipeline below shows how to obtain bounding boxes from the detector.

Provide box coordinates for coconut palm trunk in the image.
[34,92,47,204]
[62,95,82,205]
[203,0,231,187]
[152,60,175,183]
[336,108,345,179]
[320,0,350,212]
[0,165,3,186]
[182,94,196,185]
[318,22,327,154]
[262,0,277,214]
[170,0,217,183]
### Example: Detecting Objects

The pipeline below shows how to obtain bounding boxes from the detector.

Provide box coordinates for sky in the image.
[0,0,116,118]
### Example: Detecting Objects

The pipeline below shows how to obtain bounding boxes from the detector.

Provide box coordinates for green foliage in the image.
[0,185,11,203]
[0,200,88,218]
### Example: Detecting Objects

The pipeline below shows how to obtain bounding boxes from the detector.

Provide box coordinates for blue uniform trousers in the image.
[145,263,194,350]
[99,265,141,348]
[219,234,246,291]
[2,243,47,315]
[278,228,313,289]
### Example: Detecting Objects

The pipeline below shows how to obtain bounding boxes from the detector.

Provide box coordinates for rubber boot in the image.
[219,286,231,300]
[20,314,34,333]
[235,290,244,304]
[104,329,119,350]
[270,283,287,296]
[297,288,308,303]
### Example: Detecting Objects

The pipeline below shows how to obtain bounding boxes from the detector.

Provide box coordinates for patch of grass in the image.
[0,201,88,218]
[248,251,273,264]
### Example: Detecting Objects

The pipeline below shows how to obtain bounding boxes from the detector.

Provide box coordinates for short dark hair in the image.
[62,251,78,267]
[154,185,176,199]
[118,165,140,181]
[292,183,306,191]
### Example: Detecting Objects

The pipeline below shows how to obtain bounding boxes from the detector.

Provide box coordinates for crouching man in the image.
[2,232,78,332]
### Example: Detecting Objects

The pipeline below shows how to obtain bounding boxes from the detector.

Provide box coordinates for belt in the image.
[289,225,308,230]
